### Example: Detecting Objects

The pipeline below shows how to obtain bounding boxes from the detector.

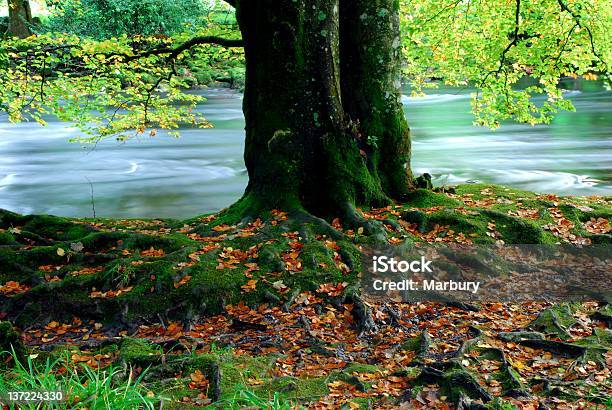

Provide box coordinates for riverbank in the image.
[1,184,610,408]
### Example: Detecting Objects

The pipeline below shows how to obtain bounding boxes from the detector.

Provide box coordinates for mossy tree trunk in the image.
[5,0,32,39]
[234,0,413,219]
[339,0,413,200]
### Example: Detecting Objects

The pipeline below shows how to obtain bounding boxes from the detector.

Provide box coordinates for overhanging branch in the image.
[478,0,521,87]
[124,36,244,62]
[496,0,521,76]
[7,35,244,65]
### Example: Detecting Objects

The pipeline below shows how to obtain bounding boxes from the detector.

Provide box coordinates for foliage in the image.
[42,0,210,39]
[1,21,242,141]
[0,350,157,409]
[401,0,611,127]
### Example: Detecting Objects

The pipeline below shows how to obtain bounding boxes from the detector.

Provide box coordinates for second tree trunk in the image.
[5,0,32,39]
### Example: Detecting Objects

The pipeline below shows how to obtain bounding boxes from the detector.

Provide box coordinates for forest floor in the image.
[0,184,610,409]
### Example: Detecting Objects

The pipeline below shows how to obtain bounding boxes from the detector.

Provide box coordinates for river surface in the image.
[0,83,610,218]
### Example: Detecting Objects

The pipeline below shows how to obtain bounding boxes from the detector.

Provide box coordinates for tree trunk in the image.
[339,0,413,200]
[5,0,32,39]
[234,0,413,219]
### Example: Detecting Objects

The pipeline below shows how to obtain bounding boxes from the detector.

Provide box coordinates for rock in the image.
[416,173,433,189]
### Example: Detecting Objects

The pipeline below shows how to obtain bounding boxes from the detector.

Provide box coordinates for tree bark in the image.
[5,0,32,39]
[339,0,413,200]
[234,0,413,219]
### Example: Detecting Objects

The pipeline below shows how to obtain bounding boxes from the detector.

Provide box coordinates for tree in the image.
[5,0,32,38]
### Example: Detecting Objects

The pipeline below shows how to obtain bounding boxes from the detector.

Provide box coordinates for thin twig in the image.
[85,176,96,219]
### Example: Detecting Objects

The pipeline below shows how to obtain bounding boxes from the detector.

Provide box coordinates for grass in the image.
[0,349,158,409]
[0,343,313,409]
[215,385,294,409]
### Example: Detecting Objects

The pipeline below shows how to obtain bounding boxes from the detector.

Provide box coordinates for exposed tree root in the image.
[405,324,536,406]
[341,202,387,241]
[402,331,432,364]
[529,377,610,404]
[292,210,344,241]
[526,305,575,340]
[515,304,611,365]
[345,292,378,336]
[414,362,493,404]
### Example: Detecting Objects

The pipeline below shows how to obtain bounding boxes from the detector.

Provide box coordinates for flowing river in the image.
[0,82,610,218]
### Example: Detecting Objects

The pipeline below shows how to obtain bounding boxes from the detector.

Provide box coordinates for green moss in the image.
[0,231,18,246]
[343,362,381,375]
[21,215,94,241]
[481,210,550,244]
[527,305,577,340]
[300,241,333,270]
[215,192,300,226]
[401,332,429,356]
[405,189,462,208]
[572,328,611,364]
[427,209,486,233]
[493,364,523,392]
[402,202,551,245]
[218,354,275,393]
[455,184,536,201]
[212,351,332,403]
[119,337,162,364]
[253,375,330,400]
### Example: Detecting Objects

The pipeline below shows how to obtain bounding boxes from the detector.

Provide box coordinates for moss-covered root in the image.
[525,304,576,340]
[0,321,25,365]
[405,328,490,405]
[407,326,532,406]
[116,338,222,401]
[502,304,611,366]
[505,334,609,404]
[401,331,432,363]
[414,363,492,404]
